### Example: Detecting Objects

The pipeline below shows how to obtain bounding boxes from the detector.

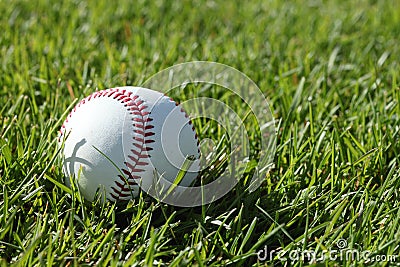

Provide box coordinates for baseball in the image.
[59,86,200,202]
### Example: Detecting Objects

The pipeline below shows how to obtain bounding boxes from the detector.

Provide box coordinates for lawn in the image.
[1,0,400,266]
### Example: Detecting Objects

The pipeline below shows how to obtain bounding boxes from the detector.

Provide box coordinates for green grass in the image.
[1,0,400,266]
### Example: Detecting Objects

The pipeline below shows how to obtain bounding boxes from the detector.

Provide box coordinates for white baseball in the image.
[59,86,200,202]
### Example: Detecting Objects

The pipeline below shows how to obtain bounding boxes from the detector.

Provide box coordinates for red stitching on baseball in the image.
[133,118,146,122]
[114,181,129,190]
[131,111,142,116]
[133,143,143,149]
[133,137,145,143]
[59,88,155,202]
[130,149,142,157]
[127,157,148,165]
[139,105,148,111]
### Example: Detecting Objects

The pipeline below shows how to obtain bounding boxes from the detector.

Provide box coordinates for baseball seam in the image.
[60,88,155,201]
[166,96,201,156]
